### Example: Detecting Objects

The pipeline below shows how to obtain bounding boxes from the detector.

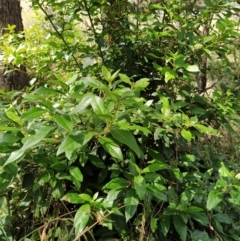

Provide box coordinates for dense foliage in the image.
[1,0,240,240]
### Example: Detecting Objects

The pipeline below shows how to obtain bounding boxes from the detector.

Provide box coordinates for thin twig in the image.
[36,1,82,70]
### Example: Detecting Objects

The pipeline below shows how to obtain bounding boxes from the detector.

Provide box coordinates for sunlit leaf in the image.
[207,190,222,210]
[181,129,192,142]
[61,193,85,204]
[5,109,23,126]
[53,114,73,132]
[74,204,91,234]
[184,64,199,72]
[99,136,123,161]
[69,166,83,182]
[134,175,146,200]
[124,189,139,222]
[110,128,141,158]
[69,94,93,115]
[83,76,106,89]
[21,107,46,121]
[91,96,108,115]
[102,66,112,82]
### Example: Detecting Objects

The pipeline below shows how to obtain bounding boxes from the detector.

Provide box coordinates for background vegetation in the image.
[1,0,240,240]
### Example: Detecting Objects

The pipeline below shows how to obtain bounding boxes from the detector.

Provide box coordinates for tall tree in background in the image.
[0,0,28,90]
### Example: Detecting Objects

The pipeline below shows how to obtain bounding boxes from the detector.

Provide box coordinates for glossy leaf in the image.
[53,115,73,132]
[207,190,222,210]
[124,189,139,222]
[69,166,83,182]
[0,133,20,145]
[195,124,217,135]
[184,64,199,72]
[21,107,46,121]
[5,109,23,126]
[134,78,149,90]
[181,129,192,142]
[4,149,25,167]
[142,161,169,173]
[69,94,93,115]
[89,155,106,168]
[165,68,177,82]
[22,126,55,150]
[99,136,123,161]
[103,177,129,190]
[134,175,146,200]
[83,76,106,89]
[74,204,91,235]
[119,73,132,85]
[110,128,140,158]
[57,132,93,159]
[91,96,108,115]
[34,86,62,95]
[102,66,112,82]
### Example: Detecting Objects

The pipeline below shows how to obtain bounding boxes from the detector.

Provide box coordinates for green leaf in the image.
[61,193,85,204]
[3,162,18,176]
[161,96,170,117]
[57,132,93,159]
[4,149,25,167]
[34,86,62,95]
[69,94,93,115]
[22,126,55,150]
[165,68,177,82]
[128,162,140,176]
[150,218,158,232]
[119,74,132,85]
[0,173,14,193]
[195,124,217,135]
[134,78,149,90]
[142,161,169,173]
[191,230,211,241]
[53,115,73,132]
[66,73,79,84]
[99,136,123,161]
[134,175,146,200]
[184,64,199,72]
[219,162,234,178]
[91,96,108,115]
[181,129,192,142]
[69,166,83,182]
[213,213,232,224]
[102,66,112,82]
[79,193,93,202]
[161,215,170,237]
[207,190,222,210]
[0,133,20,145]
[74,204,91,234]
[83,76,106,89]
[106,189,122,201]
[21,107,46,121]
[173,215,187,241]
[5,109,23,126]
[146,186,167,201]
[89,155,106,168]
[124,189,139,222]
[110,128,141,158]
[103,177,129,190]
[187,212,209,226]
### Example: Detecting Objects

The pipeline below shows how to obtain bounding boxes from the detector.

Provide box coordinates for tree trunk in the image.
[0,0,28,90]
